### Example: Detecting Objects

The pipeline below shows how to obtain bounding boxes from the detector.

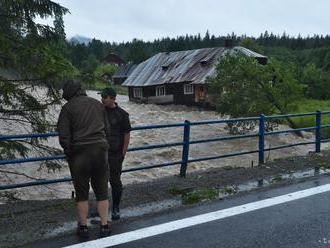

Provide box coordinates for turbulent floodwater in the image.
[0,90,325,202]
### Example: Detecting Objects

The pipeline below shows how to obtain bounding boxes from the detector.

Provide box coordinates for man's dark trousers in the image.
[109,151,123,218]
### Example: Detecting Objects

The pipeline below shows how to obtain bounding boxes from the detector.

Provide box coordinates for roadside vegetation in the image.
[182,188,219,204]
[168,185,238,205]
[271,175,284,183]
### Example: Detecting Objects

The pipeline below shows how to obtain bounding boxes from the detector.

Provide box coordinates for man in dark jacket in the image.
[100,87,131,220]
[57,80,110,238]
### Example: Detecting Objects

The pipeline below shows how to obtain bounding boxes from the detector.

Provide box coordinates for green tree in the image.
[94,64,117,80]
[210,53,303,131]
[0,0,77,162]
[68,43,90,69]
[79,54,100,87]
[87,63,118,90]
[302,63,330,100]
[239,38,264,54]
[127,39,150,63]
[89,38,105,60]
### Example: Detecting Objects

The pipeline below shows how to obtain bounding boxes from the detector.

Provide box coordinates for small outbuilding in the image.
[112,64,137,85]
[102,53,125,66]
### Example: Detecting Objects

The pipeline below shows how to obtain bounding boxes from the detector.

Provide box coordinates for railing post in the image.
[315,110,322,153]
[258,114,265,165]
[180,120,191,177]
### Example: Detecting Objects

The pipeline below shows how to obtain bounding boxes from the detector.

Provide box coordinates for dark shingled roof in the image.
[112,64,137,79]
[123,46,267,87]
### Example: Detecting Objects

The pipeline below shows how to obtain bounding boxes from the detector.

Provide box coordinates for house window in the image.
[184,84,193,95]
[133,88,142,98]
[156,86,166,96]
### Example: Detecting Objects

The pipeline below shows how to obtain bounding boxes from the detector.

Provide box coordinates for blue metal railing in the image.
[1,111,330,190]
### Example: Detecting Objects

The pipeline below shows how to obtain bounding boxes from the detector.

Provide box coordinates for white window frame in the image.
[155,86,166,96]
[133,87,142,98]
[184,84,194,95]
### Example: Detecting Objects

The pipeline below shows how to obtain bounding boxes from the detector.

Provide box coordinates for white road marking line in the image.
[64,183,330,248]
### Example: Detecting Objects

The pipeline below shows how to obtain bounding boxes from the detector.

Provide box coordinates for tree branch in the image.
[0,169,39,180]
[0,78,44,82]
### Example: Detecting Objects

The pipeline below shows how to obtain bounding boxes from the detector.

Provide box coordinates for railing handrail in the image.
[1,111,330,190]
[0,111,325,140]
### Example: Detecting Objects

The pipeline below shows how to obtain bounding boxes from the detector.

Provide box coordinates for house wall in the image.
[143,86,155,98]
[167,83,195,105]
[113,77,126,85]
[128,86,154,103]
[127,84,214,108]
[148,95,174,104]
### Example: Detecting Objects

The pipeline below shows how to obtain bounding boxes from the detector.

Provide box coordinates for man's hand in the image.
[122,149,127,158]
[122,133,130,159]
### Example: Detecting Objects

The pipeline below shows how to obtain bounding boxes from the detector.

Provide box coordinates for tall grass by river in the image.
[290,99,330,138]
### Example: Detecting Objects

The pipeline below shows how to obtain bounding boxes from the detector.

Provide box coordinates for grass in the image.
[319,162,330,169]
[288,99,330,138]
[168,185,193,195]
[219,186,236,194]
[182,188,219,205]
[271,175,283,183]
[180,186,238,205]
[168,185,220,205]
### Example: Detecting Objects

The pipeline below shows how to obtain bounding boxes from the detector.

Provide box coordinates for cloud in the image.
[55,0,330,42]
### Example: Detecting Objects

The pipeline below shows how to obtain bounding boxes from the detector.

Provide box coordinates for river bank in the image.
[1,150,330,248]
[1,91,326,202]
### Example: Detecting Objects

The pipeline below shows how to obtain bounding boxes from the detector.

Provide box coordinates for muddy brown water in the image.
[0,90,326,202]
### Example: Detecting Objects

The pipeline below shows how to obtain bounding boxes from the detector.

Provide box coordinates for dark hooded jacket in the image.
[57,81,107,156]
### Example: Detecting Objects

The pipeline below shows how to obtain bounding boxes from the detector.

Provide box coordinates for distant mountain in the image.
[69,35,92,45]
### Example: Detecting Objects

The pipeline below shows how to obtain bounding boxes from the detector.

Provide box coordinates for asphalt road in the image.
[24,175,330,248]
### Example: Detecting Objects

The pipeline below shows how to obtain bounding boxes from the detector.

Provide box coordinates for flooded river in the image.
[0,90,325,202]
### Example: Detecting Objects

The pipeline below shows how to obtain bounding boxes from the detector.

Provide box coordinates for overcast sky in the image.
[51,0,330,42]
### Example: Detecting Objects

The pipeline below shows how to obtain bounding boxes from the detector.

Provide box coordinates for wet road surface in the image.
[23,174,330,248]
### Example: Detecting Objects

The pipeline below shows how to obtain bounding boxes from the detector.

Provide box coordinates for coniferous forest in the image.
[67,32,330,100]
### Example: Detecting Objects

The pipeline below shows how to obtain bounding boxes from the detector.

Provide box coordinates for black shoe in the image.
[112,188,122,220]
[111,207,120,220]
[100,223,111,238]
[77,224,89,240]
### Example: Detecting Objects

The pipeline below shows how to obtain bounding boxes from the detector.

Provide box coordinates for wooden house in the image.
[122,46,267,107]
[102,53,125,66]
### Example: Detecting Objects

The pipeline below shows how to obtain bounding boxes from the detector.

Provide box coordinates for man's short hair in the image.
[99,87,117,98]
[62,79,82,101]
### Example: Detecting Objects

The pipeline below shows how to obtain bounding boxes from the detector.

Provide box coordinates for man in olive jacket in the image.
[57,80,110,238]
[100,87,131,220]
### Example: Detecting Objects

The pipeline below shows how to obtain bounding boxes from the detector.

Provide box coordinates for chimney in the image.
[224,39,234,48]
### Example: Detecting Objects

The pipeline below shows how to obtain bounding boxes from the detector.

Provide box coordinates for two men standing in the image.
[57,81,130,238]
